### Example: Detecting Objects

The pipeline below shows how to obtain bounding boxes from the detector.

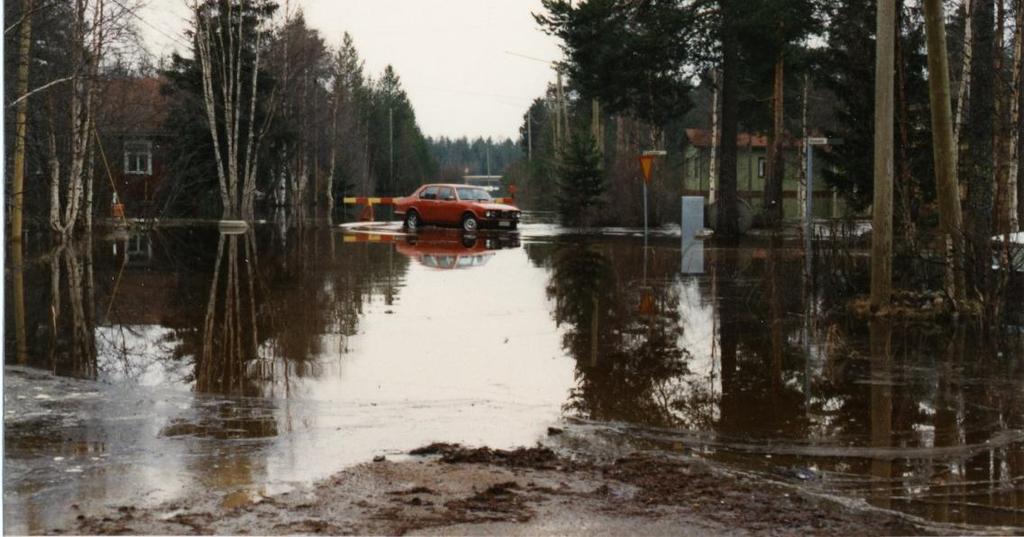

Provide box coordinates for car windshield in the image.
[456,187,492,202]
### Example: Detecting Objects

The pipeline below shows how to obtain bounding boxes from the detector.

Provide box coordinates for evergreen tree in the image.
[817,0,933,215]
[556,132,605,226]
[536,0,695,128]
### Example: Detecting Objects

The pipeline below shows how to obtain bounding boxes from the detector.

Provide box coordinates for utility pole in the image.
[923,0,966,299]
[871,0,896,310]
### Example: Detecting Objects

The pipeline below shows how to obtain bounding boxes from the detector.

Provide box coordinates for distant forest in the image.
[426,137,522,183]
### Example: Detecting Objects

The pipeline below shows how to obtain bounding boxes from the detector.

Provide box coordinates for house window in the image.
[124,140,152,175]
[757,157,766,178]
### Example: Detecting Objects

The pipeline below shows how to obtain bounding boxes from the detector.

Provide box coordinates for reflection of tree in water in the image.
[187,227,409,398]
[195,231,261,395]
[9,238,99,379]
[538,241,691,427]
[716,245,811,439]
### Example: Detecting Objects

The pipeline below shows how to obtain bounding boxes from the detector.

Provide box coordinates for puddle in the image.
[5,222,1024,532]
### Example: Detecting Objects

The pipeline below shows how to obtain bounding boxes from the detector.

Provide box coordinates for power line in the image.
[503,50,556,65]
[109,0,191,50]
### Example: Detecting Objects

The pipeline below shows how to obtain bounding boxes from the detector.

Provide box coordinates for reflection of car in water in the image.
[395,229,520,270]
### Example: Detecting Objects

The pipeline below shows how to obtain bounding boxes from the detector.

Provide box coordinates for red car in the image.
[393,184,521,232]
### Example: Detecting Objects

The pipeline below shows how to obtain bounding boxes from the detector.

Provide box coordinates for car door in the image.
[435,186,459,224]
[417,186,439,222]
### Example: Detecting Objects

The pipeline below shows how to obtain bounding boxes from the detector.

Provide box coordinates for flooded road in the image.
[5,223,1024,533]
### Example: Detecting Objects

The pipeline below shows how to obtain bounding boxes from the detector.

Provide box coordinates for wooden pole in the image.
[924,0,967,300]
[871,0,896,309]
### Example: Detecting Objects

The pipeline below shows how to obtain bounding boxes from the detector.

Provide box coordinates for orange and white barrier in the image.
[342,233,402,243]
[343,197,396,206]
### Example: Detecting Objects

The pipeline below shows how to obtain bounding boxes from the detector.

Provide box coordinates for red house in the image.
[94,77,171,219]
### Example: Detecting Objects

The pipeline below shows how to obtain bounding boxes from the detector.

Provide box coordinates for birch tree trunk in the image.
[955,0,973,156]
[327,87,339,217]
[192,0,269,221]
[924,0,967,300]
[48,0,103,237]
[709,69,720,205]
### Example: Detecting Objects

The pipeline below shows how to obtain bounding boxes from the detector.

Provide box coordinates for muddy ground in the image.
[70,442,942,536]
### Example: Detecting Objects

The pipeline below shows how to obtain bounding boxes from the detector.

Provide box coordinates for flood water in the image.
[5,222,1024,533]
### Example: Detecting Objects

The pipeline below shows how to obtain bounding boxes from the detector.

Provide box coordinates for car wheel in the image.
[462,214,479,232]
[404,210,420,231]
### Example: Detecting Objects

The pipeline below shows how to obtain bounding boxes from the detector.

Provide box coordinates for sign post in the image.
[803,137,841,279]
[639,150,666,240]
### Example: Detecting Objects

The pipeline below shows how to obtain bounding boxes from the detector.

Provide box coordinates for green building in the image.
[681,129,847,219]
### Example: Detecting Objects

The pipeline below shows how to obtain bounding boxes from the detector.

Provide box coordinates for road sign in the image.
[639,155,655,183]
[807,137,829,145]
[642,150,668,156]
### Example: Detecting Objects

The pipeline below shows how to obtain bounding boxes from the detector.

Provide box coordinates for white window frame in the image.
[124,140,153,176]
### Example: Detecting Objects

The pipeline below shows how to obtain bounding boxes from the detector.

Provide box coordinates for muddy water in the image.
[4,223,1024,533]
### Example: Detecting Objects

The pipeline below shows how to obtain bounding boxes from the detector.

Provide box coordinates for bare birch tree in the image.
[189,0,274,220]
[47,0,105,236]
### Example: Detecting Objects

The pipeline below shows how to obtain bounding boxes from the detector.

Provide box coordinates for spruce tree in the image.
[557,133,605,226]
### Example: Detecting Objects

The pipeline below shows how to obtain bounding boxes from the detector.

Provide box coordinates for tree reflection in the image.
[40,238,98,379]
[183,226,410,398]
[195,231,261,395]
[539,241,691,427]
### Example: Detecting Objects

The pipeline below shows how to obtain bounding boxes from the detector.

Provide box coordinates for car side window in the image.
[438,187,456,201]
[420,186,438,200]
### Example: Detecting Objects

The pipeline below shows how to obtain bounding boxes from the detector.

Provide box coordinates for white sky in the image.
[138,0,564,140]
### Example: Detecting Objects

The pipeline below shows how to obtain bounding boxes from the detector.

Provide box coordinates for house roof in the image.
[685,128,800,149]
[95,77,169,137]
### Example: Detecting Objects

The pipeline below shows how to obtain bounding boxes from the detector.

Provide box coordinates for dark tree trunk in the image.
[1019,37,1024,227]
[764,57,785,227]
[718,0,740,237]
[964,0,995,295]
[895,0,918,242]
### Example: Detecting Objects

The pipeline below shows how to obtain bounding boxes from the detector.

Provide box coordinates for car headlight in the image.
[485,210,496,218]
